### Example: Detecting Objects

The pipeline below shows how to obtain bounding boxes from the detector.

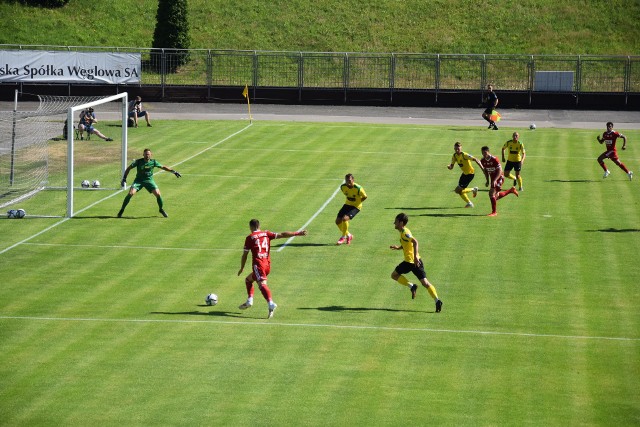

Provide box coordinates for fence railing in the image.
[2,45,639,94]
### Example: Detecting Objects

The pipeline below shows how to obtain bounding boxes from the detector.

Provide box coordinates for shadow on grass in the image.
[415,212,479,218]
[298,305,428,313]
[384,206,481,218]
[546,179,597,183]
[150,309,245,318]
[385,206,450,210]
[587,228,640,233]
[273,242,334,248]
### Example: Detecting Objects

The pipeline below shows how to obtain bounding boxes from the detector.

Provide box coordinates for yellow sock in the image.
[427,284,439,300]
[517,176,523,188]
[343,220,350,236]
[505,172,516,181]
[337,221,346,235]
[459,192,471,203]
[397,275,411,287]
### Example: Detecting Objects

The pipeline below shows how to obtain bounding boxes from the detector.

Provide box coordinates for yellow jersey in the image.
[451,152,476,175]
[399,227,420,263]
[341,183,367,210]
[502,139,525,162]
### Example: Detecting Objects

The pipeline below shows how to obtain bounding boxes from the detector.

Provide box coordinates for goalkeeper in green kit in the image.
[117,148,181,218]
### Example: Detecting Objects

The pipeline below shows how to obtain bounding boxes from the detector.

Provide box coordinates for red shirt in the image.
[601,130,623,151]
[244,230,278,267]
[481,155,502,180]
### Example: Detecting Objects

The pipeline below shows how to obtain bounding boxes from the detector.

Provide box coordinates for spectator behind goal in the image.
[128,96,152,127]
[78,107,113,141]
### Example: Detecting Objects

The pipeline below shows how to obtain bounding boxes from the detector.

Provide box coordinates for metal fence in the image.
[2,45,639,93]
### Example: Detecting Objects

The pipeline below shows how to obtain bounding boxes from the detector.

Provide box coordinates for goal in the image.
[66,93,128,217]
[0,92,128,218]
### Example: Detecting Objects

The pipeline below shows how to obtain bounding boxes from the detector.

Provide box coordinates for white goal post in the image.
[66,92,128,217]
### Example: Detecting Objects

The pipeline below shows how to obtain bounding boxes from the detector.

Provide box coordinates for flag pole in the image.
[242,85,252,123]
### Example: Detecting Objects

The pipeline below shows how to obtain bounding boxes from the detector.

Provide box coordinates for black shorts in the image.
[484,107,493,115]
[458,173,475,189]
[504,161,522,172]
[395,261,427,281]
[337,204,360,220]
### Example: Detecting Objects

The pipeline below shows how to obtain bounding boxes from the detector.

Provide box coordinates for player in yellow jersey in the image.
[335,173,367,245]
[389,213,442,312]
[447,142,484,208]
[501,132,526,191]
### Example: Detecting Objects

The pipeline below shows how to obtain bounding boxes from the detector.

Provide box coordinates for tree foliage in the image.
[152,0,190,73]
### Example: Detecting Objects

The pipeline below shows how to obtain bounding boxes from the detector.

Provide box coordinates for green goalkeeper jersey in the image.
[131,158,163,182]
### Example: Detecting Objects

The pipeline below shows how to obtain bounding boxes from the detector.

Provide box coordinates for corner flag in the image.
[242,85,252,123]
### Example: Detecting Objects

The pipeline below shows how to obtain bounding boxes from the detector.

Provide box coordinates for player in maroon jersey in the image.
[597,122,632,180]
[480,146,519,217]
[237,219,308,319]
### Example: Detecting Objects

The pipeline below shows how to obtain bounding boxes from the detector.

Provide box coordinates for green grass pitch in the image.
[1,119,638,426]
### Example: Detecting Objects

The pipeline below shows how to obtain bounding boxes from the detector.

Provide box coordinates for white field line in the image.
[20,177,342,253]
[276,185,343,252]
[0,191,122,256]
[0,315,637,342]
[22,242,236,252]
[171,124,252,168]
[0,125,253,256]
[186,173,340,182]
[209,146,634,162]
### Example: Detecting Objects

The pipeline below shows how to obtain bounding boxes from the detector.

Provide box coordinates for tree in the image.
[151,0,190,73]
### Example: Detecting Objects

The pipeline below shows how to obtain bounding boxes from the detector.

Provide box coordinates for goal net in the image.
[0,92,128,218]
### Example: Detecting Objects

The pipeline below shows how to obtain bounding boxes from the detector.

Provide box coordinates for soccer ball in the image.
[15,209,26,218]
[92,180,100,188]
[81,180,90,188]
[205,293,218,306]
[529,123,536,130]
[7,209,17,218]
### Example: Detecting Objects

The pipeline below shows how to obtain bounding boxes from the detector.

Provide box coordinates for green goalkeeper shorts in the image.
[132,180,159,193]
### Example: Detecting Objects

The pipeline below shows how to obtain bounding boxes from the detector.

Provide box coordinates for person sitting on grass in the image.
[127,96,152,127]
[78,107,113,141]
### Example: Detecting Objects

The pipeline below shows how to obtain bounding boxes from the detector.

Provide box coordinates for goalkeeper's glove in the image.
[173,171,182,178]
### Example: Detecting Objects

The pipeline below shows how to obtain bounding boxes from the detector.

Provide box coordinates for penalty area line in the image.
[0,315,637,342]
[21,242,237,252]
[276,184,343,252]
[0,126,252,257]
[0,190,122,256]
[165,123,253,171]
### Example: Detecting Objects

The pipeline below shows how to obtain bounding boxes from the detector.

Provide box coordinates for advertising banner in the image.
[0,50,141,84]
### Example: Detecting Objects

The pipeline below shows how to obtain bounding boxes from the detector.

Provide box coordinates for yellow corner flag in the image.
[242,85,252,123]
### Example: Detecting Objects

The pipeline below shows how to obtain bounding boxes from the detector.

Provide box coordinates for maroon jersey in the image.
[481,155,502,180]
[601,130,623,152]
[244,230,278,268]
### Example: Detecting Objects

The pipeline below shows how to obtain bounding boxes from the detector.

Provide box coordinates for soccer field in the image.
[1,119,638,426]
